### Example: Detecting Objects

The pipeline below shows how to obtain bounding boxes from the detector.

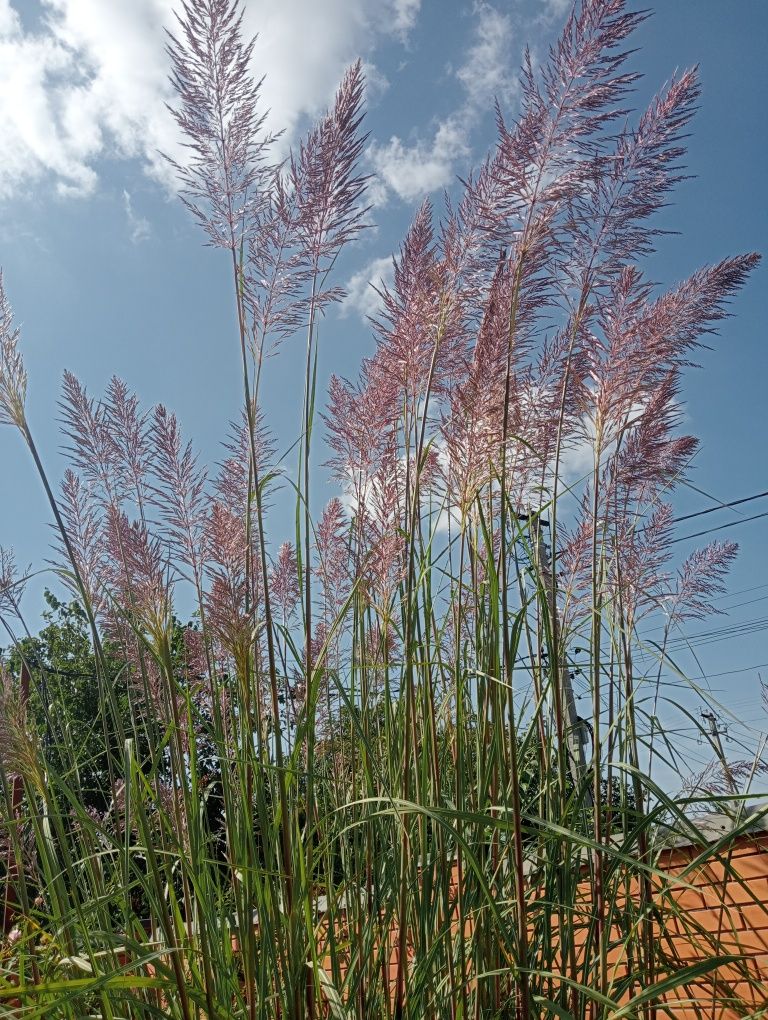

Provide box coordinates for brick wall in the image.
[645,831,768,1018]
[317,828,768,1018]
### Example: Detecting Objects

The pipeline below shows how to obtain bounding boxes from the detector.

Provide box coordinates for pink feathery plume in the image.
[562,253,757,625]
[566,68,701,285]
[165,0,275,250]
[440,166,502,307]
[59,372,122,506]
[581,254,759,452]
[203,500,260,665]
[609,503,675,626]
[247,62,369,348]
[540,0,645,140]
[557,489,672,638]
[439,191,484,318]
[584,266,654,440]
[515,324,588,508]
[214,408,275,518]
[668,540,739,625]
[467,246,516,379]
[246,176,315,348]
[0,662,28,777]
[307,621,329,674]
[439,0,647,389]
[323,201,468,512]
[54,470,106,611]
[615,429,699,508]
[359,519,406,610]
[478,0,645,252]
[440,256,513,510]
[314,498,351,615]
[270,541,300,622]
[149,405,208,578]
[103,507,170,637]
[684,757,768,799]
[0,271,27,430]
[181,625,210,686]
[419,446,441,493]
[0,546,29,617]
[105,609,168,724]
[441,397,497,517]
[611,371,699,503]
[104,377,151,516]
[372,200,466,402]
[441,0,649,502]
[324,363,396,493]
[98,507,177,724]
[558,508,594,634]
[639,254,762,369]
[558,495,667,637]
[289,60,370,275]
[326,428,406,610]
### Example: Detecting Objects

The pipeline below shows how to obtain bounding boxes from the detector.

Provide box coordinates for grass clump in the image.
[0,1,764,1017]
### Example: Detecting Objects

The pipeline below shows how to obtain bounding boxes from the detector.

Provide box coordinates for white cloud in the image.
[360,60,390,105]
[392,0,421,37]
[0,0,421,202]
[341,255,393,321]
[368,1,519,205]
[456,1,517,109]
[536,0,572,24]
[0,0,19,35]
[122,189,151,244]
[0,0,177,199]
[368,117,470,203]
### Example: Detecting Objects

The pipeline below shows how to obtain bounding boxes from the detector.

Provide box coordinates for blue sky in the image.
[1,0,767,778]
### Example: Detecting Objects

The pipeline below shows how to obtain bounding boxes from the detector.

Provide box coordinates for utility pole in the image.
[530,517,590,794]
[701,709,737,798]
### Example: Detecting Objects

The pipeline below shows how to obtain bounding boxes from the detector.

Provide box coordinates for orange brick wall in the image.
[318,832,768,1018]
[644,833,768,1018]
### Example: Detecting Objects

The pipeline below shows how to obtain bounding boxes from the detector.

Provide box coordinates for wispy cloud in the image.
[0,0,175,200]
[0,0,19,36]
[341,255,394,321]
[391,0,422,39]
[0,0,421,203]
[122,189,151,244]
[535,0,573,25]
[368,119,471,204]
[368,0,520,204]
[456,1,518,108]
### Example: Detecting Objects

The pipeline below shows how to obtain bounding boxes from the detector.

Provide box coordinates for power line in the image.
[634,488,767,537]
[720,582,768,598]
[673,489,768,525]
[670,509,768,545]
[665,613,768,644]
[714,593,768,613]
[682,480,755,515]
[638,591,768,641]
[716,582,768,601]
[636,618,768,660]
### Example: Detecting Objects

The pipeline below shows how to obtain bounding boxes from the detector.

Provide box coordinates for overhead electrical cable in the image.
[672,489,768,524]
[670,509,768,544]
[634,488,767,536]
